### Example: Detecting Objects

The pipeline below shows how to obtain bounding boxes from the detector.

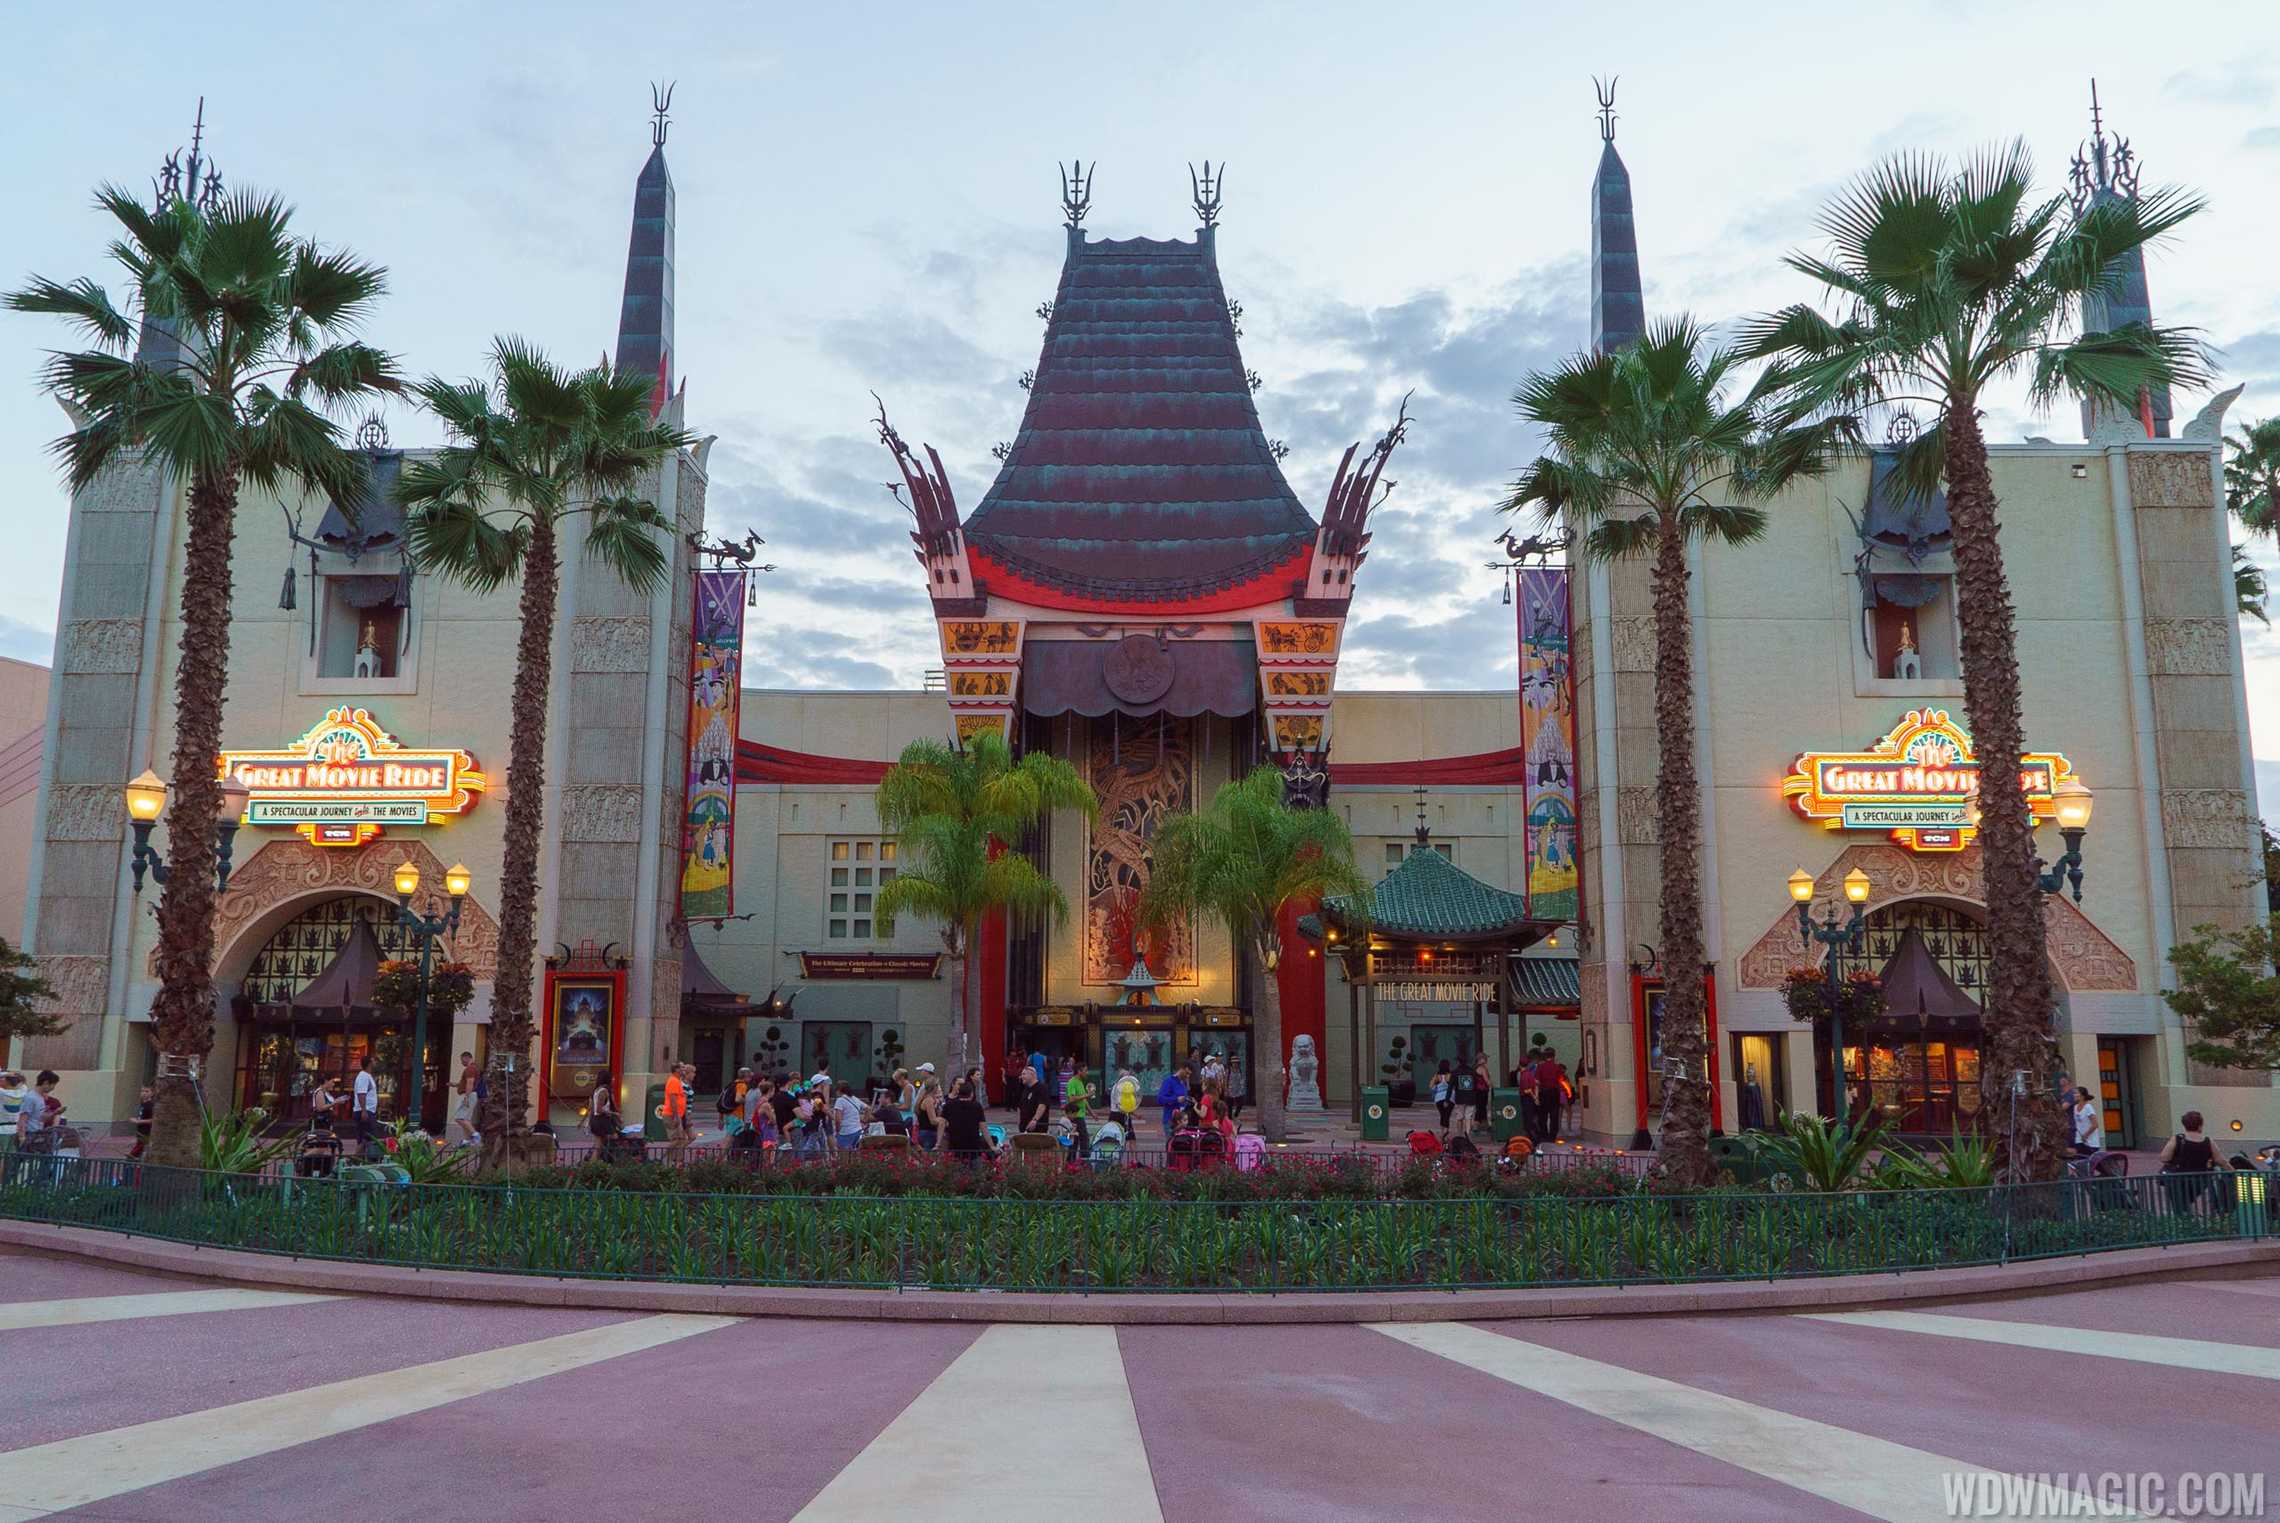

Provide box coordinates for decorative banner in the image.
[1085,715,1195,984]
[680,570,745,918]
[1518,568,1578,920]
[1783,708,2076,853]
[798,952,943,980]
[219,707,484,847]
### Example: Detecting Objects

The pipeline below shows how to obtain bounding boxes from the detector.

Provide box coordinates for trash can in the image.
[643,1081,668,1142]
[1360,1085,1390,1143]
[1490,1087,1523,1142]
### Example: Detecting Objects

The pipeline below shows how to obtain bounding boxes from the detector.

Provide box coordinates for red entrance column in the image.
[1274,898,1327,1104]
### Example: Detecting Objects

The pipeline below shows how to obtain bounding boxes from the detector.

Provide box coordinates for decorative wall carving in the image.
[1609,616,1656,674]
[2159,789,2252,850]
[43,785,125,842]
[204,839,500,979]
[1616,787,1661,844]
[562,784,646,843]
[570,616,654,673]
[58,618,143,675]
[2142,619,2234,676]
[31,953,109,1025]
[1085,715,1194,984]
[2127,452,2214,509]
[1734,843,2136,992]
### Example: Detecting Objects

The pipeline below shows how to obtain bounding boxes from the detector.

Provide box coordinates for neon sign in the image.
[1782,709,2075,853]
[218,707,485,847]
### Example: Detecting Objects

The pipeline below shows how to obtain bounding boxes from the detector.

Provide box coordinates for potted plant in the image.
[1381,1035,1415,1106]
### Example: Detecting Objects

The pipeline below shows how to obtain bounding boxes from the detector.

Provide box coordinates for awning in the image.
[1863,926,1981,1035]
[243,919,388,1025]
[1020,638,1257,719]
[1509,955,1580,1008]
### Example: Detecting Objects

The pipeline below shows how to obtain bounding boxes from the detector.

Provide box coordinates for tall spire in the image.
[139,99,228,372]
[1589,76,1644,353]
[615,82,677,416]
[2069,79,2169,439]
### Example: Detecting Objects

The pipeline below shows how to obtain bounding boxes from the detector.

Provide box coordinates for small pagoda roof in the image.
[1311,844,1551,945]
[962,229,1316,607]
[680,940,749,1013]
[1873,926,1980,1026]
[281,918,386,1018]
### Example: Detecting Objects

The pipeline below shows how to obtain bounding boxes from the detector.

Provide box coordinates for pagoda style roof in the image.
[962,229,1316,608]
[1313,845,1549,944]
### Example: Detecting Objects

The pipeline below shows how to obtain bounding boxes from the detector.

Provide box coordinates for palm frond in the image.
[580,496,671,595]
[406,497,529,592]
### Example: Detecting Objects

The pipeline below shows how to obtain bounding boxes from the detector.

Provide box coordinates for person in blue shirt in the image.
[1156,1067,1190,1144]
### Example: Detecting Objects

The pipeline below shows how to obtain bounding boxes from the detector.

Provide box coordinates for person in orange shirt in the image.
[662,1063,691,1162]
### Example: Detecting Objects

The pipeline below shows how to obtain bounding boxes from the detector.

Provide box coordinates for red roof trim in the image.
[1329,746,1530,786]
[734,741,891,786]
[971,545,1308,615]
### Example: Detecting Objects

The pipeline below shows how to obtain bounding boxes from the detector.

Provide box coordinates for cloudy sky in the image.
[5,2,2278,813]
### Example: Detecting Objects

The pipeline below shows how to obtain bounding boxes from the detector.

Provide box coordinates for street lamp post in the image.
[124,770,250,894]
[2034,777,2095,901]
[393,860,471,1129]
[1789,866,1873,1127]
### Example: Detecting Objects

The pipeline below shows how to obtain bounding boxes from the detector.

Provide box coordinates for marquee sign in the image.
[218,707,485,847]
[1783,709,2074,853]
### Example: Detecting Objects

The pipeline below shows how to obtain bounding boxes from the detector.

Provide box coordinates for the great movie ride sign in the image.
[1782,708,2075,853]
[218,707,485,847]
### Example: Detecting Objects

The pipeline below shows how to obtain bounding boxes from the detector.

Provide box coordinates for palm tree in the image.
[1138,766,1368,1142]
[2233,546,2268,627]
[1504,317,1821,1188]
[873,731,1096,1086]
[8,188,396,1167]
[396,340,690,1152]
[2224,417,2280,535]
[1743,143,2208,1183]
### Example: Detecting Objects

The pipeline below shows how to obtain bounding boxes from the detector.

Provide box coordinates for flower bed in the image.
[0,1157,2256,1294]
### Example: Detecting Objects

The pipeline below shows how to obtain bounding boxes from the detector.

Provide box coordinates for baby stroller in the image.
[1168,1127,1204,1172]
[1233,1132,1265,1172]
[1194,1128,1229,1170]
[295,1118,343,1179]
[1406,1130,1445,1157]
[598,1126,647,1165]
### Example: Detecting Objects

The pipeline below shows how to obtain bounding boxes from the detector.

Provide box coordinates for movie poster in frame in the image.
[680,570,746,919]
[546,976,620,1102]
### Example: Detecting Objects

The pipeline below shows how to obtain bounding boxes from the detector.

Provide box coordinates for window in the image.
[1383,839,1454,876]
[1866,573,1957,681]
[826,838,897,940]
[317,574,408,679]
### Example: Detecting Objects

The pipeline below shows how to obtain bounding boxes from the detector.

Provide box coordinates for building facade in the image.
[16,93,2271,1146]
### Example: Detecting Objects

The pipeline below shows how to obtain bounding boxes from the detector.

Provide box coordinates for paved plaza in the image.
[0,1248,2273,1521]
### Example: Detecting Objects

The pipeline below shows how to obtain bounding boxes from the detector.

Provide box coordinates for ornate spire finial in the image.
[1189,160,1224,226]
[154,96,224,214]
[1594,75,1619,143]
[2069,77,2140,212]
[1413,786,1431,846]
[649,81,675,148]
[1059,160,1094,228]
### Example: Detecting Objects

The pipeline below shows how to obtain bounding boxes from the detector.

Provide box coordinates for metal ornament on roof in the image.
[1593,75,1619,143]
[2068,79,2140,214]
[355,413,389,452]
[154,97,224,214]
[1059,160,1095,228]
[649,81,675,149]
[1189,160,1225,226]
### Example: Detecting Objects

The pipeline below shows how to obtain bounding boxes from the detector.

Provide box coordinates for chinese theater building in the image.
[16,91,2272,1149]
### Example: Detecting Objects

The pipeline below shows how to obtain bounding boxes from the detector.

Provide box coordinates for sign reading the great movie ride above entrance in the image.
[1782,709,2075,853]
[218,708,485,847]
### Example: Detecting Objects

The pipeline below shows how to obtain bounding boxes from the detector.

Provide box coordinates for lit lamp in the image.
[2036,778,2094,902]
[395,858,472,1127]
[1789,865,1872,1132]
[123,769,246,894]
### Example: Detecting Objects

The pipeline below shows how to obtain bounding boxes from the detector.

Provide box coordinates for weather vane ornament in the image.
[1189,160,1225,226]
[2069,78,2139,213]
[154,97,224,214]
[1594,75,1619,143]
[650,81,675,148]
[1059,160,1094,228]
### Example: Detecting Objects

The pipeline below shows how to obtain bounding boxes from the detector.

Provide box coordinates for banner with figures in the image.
[679,570,745,918]
[1518,567,1578,922]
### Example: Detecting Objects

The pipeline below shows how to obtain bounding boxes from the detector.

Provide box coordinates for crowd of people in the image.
[1423,1050,1574,1144]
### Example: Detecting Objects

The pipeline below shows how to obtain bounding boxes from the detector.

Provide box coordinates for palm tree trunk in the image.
[1942,404,2065,1184]
[481,512,557,1162]
[1253,938,1288,1142]
[945,936,968,1092]
[145,470,240,1169]
[1648,522,1715,1188]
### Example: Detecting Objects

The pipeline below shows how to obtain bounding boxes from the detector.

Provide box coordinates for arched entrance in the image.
[224,892,463,1130]
[1823,899,1995,1136]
